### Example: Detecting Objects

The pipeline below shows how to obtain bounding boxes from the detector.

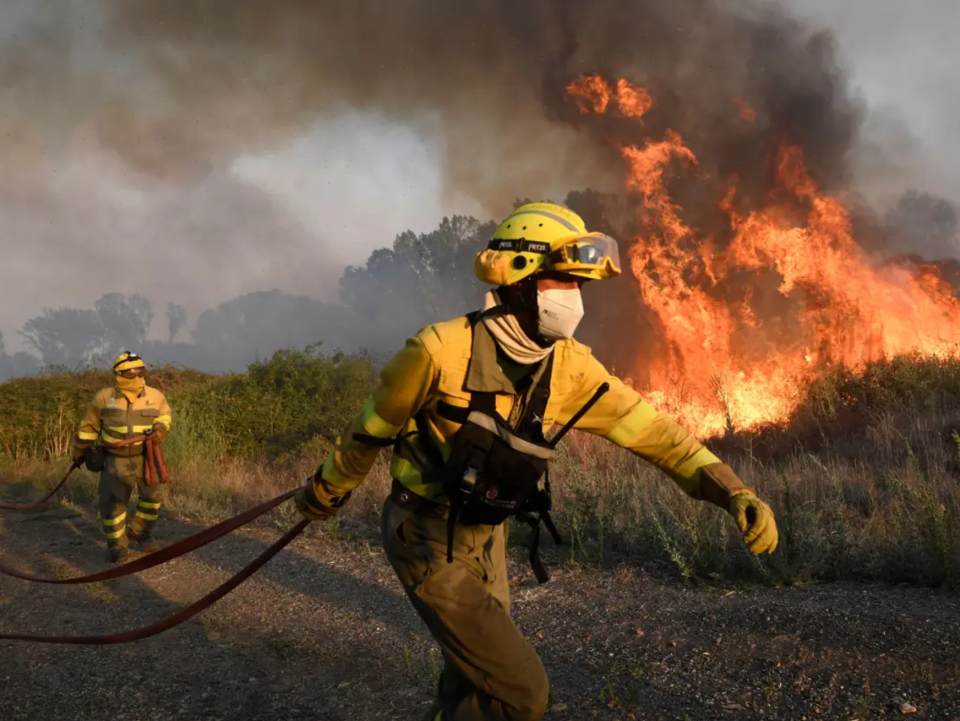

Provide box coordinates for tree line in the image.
[0,213,504,381]
[0,188,955,383]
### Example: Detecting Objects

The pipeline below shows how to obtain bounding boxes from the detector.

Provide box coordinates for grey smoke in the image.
[793,0,960,207]
[0,0,956,367]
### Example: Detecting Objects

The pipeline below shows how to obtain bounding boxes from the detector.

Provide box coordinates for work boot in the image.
[108,546,129,564]
[128,526,160,553]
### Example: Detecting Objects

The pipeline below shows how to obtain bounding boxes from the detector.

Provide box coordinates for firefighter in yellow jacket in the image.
[295,202,779,721]
[73,352,172,563]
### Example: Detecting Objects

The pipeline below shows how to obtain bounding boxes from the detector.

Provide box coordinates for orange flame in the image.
[567,76,611,115]
[734,98,757,123]
[567,76,654,119]
[614,79,654,119]
[568,76,960,436]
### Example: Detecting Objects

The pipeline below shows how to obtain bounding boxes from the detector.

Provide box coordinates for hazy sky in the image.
[0,1,957,351]
[793,0,960,205]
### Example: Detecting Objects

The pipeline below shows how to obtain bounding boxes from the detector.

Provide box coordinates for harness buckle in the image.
[460,467,478,494]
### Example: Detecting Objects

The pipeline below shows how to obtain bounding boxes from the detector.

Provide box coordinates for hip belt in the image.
[390,479,450,521]
[389,478,560,584]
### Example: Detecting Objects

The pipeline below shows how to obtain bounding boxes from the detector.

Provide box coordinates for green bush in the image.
[798,353,960,421]
[186,344,375,461]
[712,353,960,464]
[0,366,211,463]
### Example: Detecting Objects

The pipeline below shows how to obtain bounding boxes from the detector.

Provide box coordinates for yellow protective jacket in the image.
[76,386,172,458]
[320,315,724,504]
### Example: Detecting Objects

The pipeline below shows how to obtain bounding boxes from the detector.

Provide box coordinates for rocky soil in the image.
[1,495,958,720]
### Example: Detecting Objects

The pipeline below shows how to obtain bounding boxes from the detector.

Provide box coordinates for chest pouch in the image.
[436,396,557,582]
[420,354,610,583]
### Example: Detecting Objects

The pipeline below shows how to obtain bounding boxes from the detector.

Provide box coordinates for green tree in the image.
[19,292,155,368]
[95,292,154,358]
[191,290,361,372]
[0,330,41,382]
[19,307,105,367]
[339,215,495,348]
[165,302,188,343]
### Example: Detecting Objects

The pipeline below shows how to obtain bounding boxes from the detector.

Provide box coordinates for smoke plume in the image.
[90,1,867,204]
[0,0,952,372]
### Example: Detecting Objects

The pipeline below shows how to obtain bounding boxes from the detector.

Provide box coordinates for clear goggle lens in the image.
[552,234,621,272]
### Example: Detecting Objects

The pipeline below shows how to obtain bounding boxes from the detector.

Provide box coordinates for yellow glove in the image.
[150,424,168,444]
[294,472,353,521]
[697,463,778,555]
[729,490,778,554]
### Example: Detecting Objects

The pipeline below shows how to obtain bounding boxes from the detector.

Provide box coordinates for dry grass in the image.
[544,426,960,587]
[3,353,960,588]
[4,417,957,589]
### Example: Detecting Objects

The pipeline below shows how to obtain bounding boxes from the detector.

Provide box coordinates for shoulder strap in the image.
[529,352,554,419]
[516,352,554,439]
[412,410,446,471]
[459,311,501,420]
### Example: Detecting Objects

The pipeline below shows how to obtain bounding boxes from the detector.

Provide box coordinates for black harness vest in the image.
[359,314,609,583]
[421,348,559,582]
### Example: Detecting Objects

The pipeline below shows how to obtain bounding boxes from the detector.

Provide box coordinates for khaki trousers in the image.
[97,454,166,549]
[381,496,549,721]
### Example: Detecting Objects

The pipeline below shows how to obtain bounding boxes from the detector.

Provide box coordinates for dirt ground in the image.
[1,494,958,721]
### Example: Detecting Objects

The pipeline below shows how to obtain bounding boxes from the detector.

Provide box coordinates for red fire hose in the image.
[153,435,171,484]
[0,436,150,511]
[145,436,156,487]
[0,488,298,584]
[0,520,309,645]
[143,431,171,487]
[0,487,310,644]
[0,431,317,645]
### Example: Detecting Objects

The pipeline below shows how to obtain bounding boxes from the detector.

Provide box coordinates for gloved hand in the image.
[294,472,353,521]
[72,444,91,466]
[150,425,168,445]
[729,490,778,555]
[697,462,778,555]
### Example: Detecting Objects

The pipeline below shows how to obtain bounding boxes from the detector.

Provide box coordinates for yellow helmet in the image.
[474,202,622,286]
[113,351,146,374]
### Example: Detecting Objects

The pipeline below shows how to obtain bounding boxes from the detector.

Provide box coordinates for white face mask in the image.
[537,288,585,342]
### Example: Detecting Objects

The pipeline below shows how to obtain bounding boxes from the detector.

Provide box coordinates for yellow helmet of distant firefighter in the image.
[113,351,146,375]
[474,202,623,286]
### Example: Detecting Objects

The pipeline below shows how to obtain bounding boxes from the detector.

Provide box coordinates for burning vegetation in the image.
[568,76,960,436]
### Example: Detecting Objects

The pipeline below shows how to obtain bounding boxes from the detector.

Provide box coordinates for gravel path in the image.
[1,496,958,720]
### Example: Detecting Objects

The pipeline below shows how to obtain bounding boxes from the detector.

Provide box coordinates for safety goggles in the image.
[548,233,622,277]
[118,368,145,379]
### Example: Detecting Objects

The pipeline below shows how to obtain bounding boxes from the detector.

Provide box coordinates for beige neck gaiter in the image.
[482,291,554,365]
